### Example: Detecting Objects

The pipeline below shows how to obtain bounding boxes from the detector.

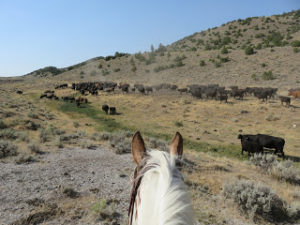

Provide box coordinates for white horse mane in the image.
[130,149,194,225]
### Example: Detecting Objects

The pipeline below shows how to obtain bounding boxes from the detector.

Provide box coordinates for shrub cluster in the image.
[262,71,275,80]
[250,153,300,185]
[245,46,255,55]
[223,179,299,221]
[0,140,18,158]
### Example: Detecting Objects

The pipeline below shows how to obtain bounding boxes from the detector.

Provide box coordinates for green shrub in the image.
[29,144,44,154]
[221,47,228,54]
[245,46,255,55]
[16,155,37,164]
[200,60,206,67]
[113,68,120,72]
[0,128,18,139]
[261,63,267,68]
[174,121,183,127]
[63,187,79,198]
[134,52,146,62]
[91,199,115,221]
[0,120,7,129]
[262,71,275,80]
[0,141,18,158]
[251,74,258,81]
[24,120,40,130]
[101,69,110,76]
[39,128,51,143]
[214,61,221,68]
[291,40,300,47]
[293,47,299,53]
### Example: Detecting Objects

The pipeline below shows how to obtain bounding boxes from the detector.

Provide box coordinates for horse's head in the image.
[128,131,193,225]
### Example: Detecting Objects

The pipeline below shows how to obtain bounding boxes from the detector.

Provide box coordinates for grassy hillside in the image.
[15,9,300,91]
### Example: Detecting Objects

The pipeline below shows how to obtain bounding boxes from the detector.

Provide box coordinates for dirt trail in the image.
[0,147,135,225]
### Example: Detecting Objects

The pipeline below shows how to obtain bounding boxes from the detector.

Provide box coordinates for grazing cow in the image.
[102,104,109,114]
[62,96,75,102]
[238,134,285,157]
[231,89,245,100]
[279,96,291,107]
[288,90,300,99]
[256,92,268,102]
[40,94,47,99]
[238,134,263,156]
[217,93,228,103]
[44,90,54,94]
[189,86,202,99]
[205,88,217,99]
[134,84,145,94]
[145,86,153,94]
[170,84,178,90]
[109,107,116,115]
[16,90,23,94]
[177,88,188,94]
[55,84,68,89]
[75,97,88,106]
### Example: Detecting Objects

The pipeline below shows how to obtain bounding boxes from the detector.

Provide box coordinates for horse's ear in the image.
[131,131,146,164]
[170,132,183,158]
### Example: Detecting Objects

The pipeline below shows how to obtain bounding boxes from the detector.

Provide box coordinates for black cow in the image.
[217,93,228,103]
[145,86,153,94]
[102,104,109,114]
[109,107,117,115]
[279,96,291,107]
[238,134,285,157]
[16,90,23,94]
[238,134,263,156]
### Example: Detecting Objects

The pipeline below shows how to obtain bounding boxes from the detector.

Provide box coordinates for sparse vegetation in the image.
[250,154,300,185]
[199,60,206,67]
[262,70,275,80]
[0,140,18,158]
[251,73,258,81]
[62,187,79,198]
[91,199,116,222]
[223,179,299,221]
[174,121,183,127]
[291,40,300,47]
[245,46,255,55]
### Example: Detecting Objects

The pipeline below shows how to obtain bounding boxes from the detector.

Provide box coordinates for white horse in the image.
[128,131,194,225]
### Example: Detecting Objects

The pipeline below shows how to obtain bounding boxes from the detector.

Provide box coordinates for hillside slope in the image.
[18,9,300,90]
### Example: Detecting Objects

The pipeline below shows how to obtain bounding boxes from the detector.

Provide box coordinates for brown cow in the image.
[288,90,300,99]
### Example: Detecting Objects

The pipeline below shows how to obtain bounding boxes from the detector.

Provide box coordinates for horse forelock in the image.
[128,155,159,225]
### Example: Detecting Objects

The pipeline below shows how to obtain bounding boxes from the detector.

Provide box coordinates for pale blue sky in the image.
[0,0,299,77]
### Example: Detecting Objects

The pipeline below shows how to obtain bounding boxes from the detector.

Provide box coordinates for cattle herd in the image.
[61,81,299,106]
[33,81,299,158]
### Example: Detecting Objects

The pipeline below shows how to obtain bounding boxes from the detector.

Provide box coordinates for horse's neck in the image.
[133,165,194,225]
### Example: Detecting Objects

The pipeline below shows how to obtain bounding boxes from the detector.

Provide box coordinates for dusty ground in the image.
[0,147,135,225]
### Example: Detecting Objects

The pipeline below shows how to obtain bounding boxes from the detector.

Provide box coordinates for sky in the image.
[0,0,299,77]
